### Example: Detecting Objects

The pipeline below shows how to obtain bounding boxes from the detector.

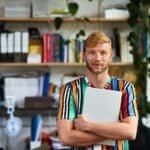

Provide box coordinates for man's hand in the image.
[74,115,89,131]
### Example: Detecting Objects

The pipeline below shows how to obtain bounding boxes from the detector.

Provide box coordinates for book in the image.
[83,87,122,146]
[7,33,14,62]
[22,32,29,62]
[28,38,42,63]
[0,33,7,62]
[119,32,133,63]
[42,72,51,96]
[14,32,22,62]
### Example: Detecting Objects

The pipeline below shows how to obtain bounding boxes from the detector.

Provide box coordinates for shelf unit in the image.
[0,17,133,116]
[0,17,131,67]
[0,106,57,117]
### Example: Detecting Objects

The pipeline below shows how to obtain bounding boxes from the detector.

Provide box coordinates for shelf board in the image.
[0,62,133,68]
[0,17,128,22]
[0,106,57,117]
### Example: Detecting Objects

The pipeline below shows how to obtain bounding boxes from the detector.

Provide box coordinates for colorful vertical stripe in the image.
[57,76,138,150]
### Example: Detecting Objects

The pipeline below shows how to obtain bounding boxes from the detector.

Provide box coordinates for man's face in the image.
[84,43,112,75]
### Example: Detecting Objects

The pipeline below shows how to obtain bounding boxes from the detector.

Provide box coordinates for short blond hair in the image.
[85,32,112,49]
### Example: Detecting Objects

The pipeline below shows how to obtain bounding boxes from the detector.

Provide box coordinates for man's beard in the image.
[86,62,108,75]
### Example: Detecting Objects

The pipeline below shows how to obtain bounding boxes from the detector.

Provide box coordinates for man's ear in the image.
[109,52,112,63]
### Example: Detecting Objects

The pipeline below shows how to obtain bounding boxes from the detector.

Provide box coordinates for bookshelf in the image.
[0,16,131,64]
[0,106,57,117]
[0,16,133,109]
[0,17,133,115]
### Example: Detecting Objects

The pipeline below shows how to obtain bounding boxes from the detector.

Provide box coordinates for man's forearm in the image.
[60,129,106,147]
[85,117,138,140]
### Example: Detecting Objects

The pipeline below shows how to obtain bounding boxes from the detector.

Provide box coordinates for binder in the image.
[7,32,14,62]
[0,33,7,62]
[22,32,29,62]
[14,32,22,62]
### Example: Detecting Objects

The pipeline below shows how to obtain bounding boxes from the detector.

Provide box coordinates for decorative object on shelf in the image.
[4,0,30,18]
[50,0,69,16]
[4,96,22,137]
[30,114,43,150]
[32,0,50,18]
[54,0,88,39]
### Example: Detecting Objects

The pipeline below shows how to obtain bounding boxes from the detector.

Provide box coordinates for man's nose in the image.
[94,53,102,60]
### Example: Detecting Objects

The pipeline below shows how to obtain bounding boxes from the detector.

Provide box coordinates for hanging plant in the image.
[54,1,79,30]
[127,0,150,116]
[68,2,79,16]
[54,0,92,39]
[54,17,63,30]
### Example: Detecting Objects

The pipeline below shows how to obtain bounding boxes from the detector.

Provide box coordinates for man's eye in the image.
[88,51,95,54]
[101,51,106,55]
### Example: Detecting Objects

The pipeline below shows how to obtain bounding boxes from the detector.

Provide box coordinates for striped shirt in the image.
[57,76,138,150]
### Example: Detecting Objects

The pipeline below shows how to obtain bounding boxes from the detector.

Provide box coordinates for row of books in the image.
[0,30,148,63]
[0,72,52,108]
[0,32,29,62]
[0,72,81,109]
[42,32,86,63]
[110,28,149,63]
[0,31,86,63]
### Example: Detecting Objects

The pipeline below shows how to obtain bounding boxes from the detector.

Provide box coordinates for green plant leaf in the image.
[128,32,141,49]
[133,24,143,34]
[65,39,71,45]
[127,3,139,17]
[76,30,85,39]
[84,17,90,22]
[54,17,63,30]
[68,2,79,16]
[147,57,150,62]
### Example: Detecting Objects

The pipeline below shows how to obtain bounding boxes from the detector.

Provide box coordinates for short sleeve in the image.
[57,84,76,120]
[121,83,138,119]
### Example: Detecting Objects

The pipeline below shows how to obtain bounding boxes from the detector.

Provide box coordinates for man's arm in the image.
[57,119,106,147]
[74,115,138,140]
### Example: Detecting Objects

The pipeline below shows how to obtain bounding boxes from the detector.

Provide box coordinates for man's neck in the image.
[85,70,110,89]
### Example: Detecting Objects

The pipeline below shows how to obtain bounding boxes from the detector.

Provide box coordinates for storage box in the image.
[104,8,129,19]
[4,0,30,18]
[25,96,53,109]
[32,0,50,17]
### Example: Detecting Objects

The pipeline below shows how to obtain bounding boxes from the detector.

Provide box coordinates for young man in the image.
[57,32,138,150]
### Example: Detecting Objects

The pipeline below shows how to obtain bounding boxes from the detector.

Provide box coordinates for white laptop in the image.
[83,87,122,146]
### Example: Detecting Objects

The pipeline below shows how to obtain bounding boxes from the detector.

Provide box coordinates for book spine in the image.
[42,33,47,63]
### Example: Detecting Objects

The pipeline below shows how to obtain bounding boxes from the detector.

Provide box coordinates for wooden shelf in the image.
[0,17,128,22]
[0,106,57,117]
[0,62,133,68]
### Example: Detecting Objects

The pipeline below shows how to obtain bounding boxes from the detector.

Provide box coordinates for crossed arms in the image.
[57,115,138,147]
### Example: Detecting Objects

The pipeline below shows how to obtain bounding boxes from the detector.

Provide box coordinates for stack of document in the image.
[104,8,129,19]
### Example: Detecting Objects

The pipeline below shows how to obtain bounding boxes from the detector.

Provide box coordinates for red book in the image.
[43,33,47,63]
[46,33,52,62]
